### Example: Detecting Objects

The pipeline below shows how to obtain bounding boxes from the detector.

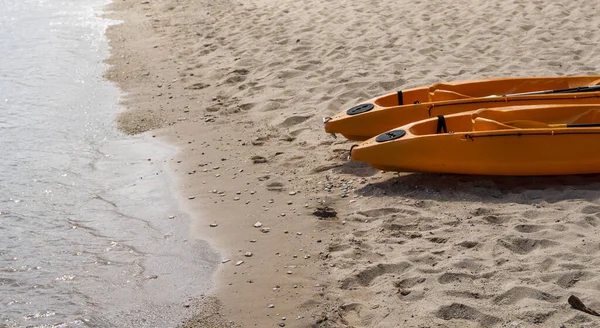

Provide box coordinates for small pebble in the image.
[296,232,302,236]
[289,191,296,195]
[209,223,218,227]
[254,222,263,228]
[221,259,230,263]
[188,196,195,200]
[261,227,271,233]
[286,271,292,274]
[235,260,244,266]
[244,252,253,257]
[267,304,274,308]
[168,215,175,219]
[279,323,285,327]
[233,197,240,201]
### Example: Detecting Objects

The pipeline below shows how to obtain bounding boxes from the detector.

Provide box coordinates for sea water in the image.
[0,0,217,326]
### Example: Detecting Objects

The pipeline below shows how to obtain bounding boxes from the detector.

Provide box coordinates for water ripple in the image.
[0,0,218,326]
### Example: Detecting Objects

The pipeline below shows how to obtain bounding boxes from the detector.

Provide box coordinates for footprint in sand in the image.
[327,243,351,253]
[470,207,495,216]
[223,69,249,84]
[394,276,426,298]
[278,115,312,128]
[394,276,426,289]
[497,237,559,255]
[457,240,479,249]
[384,222,419,231]
[338,303,373,327]
[237,103,255,111]
[493,286,560,305]
[258,100,281,112]
[513,224,546,233]
[435,303,501,326]
[438,272,478,284]
[482,215,511,225]
[582,216,600,227]
[581,205,600,214]
[340,262,413,290]
[513,224,566,233]
[445,290,490,300]
[427,237,448,244]
[556,271,585,289]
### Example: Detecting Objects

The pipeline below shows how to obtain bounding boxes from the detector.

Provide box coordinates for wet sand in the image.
[105,0,600,326]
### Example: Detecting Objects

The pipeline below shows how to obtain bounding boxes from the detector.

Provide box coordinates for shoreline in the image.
[103,0,336,326]
[104,0,600,327]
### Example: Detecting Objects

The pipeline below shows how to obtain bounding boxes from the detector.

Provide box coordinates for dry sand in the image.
[104,0,600,326]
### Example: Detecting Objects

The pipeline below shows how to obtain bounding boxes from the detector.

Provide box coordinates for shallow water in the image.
[0,0,218,327]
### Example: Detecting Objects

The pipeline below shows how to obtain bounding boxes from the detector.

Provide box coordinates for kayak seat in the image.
[472,117,518,131]
[429,90,472,101]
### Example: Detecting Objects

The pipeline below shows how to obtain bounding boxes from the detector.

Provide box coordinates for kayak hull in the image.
[350,104,600,176]
[325,76,600,141]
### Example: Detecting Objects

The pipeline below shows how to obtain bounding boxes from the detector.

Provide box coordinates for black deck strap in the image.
[397,90,403,105]
[436,115,447,134]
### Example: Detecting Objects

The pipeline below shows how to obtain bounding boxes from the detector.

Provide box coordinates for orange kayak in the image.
[350,104,600,176]
[324,76,600,141]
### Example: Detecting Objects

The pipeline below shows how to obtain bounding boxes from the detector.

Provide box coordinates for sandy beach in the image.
[105,0,600,326]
